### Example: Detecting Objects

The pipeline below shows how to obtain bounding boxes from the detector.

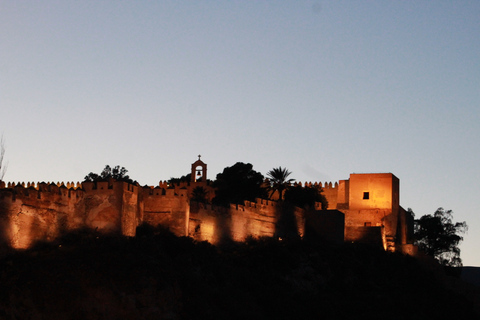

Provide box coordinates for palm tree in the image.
[266,167,294,201]
[191,186,209,203]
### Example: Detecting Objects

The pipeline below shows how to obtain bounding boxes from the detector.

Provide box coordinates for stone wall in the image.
[348,173,398,210]
[82,181,123,233]
[0,181,145,248]
[142,187,189,237]
[0,181,202,248]
[0,184,85,248]
[188,199,306,245]
[344,226,384,247]
[0,172,416,255]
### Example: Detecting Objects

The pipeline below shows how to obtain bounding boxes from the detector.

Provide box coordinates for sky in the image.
[1,1,479,266]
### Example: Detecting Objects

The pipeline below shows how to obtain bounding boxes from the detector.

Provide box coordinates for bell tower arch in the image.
[191,155,207,182]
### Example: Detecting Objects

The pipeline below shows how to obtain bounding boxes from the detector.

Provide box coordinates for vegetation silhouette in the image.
[0,135,7,180]
[284,185,328,210]
[84,164,135,184]
[0,225,478,319]
[266,166,294,201]
[5,161,473,317]
[168,173,192,185]
[191,186,209,203]
[266,167,331,242]
[414,207,468,267]
[274,201,300,242]
[212,162,266,206]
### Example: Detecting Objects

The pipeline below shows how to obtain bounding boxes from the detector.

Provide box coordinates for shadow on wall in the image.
[189,202,234,246]
[0,192,116,251]
[0,198,9,246]
[215,209,233,246]
[304,210,345,244]
[0,198,56,250]
[345,226,384,248]
[56,213,69,240]
[274,202,300,241]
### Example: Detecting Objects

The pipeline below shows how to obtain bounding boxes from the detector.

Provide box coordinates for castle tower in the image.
[191,155,207,182]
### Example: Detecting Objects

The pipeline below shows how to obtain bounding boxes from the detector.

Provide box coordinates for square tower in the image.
[348,173,399,212]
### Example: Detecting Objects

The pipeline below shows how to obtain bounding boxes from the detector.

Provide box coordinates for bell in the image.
[197,170,201,176]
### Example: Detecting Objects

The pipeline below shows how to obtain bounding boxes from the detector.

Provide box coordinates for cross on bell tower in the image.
[191,155,207,183]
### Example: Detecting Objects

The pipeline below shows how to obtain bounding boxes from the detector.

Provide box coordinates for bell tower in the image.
[191,155,207,182]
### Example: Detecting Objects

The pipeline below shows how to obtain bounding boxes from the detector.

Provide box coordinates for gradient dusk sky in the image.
[1,1,479,266]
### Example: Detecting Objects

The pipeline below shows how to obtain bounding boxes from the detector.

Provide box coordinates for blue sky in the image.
[1,1,479,266]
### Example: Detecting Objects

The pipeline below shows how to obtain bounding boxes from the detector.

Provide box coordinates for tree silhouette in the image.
[168,173,191,185]
[212,162,266,206]
[84,165,134,184]
[0,135,7,180]
[414,208,467,267]
[266,167,294,201]
[191,186,209,203]
[284,185,328,210]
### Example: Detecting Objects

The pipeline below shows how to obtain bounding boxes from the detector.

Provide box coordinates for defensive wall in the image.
[188,199,305,245]
[0,182,85,248]
[0,180,144,248]
[141,185,190,237]
[0,172,416,254]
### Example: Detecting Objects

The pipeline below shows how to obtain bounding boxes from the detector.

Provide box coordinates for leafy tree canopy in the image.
[414,208,467,267]
[212,162,266,206]
[284,185,328,210]
[84,165,135,184]
[168,173,191,185]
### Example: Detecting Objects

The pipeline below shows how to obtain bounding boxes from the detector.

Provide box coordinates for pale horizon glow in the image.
[1,1,479,266]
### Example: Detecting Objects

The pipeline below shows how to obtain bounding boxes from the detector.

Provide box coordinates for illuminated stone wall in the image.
[157,180,215,203]
[0,183,85,249]
[82,181,123,233]
[142,187,190,237]
[188,199,305,245]
[328,173,414,251]
[0,181,145,248]
[348,173,398,211]
[0,172,415,254]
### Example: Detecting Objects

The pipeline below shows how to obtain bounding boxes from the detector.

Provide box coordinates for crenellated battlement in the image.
[81,181,139,193]
[292,181,338,190]
[231,198,277,213]
[0,178,338,207]
[1,181,82,190]
[143,186,166,196]
[0,158,412,255]
[157,179,213,189]
[1,179,338,196]
[158,181,169,188]
[143,186,188,198]
[189,201,227,213]
[252,198,276,207]
[0,181,84,201]
[0,171,413,256]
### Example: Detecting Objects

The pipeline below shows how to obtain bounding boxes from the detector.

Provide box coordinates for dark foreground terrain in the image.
[0,226,479,320]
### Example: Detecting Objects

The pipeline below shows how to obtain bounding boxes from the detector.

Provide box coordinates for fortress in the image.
[0,158,416,255]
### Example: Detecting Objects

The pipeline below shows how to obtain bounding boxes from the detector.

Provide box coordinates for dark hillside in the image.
[0,226,478,320]
[462,267,480,287]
